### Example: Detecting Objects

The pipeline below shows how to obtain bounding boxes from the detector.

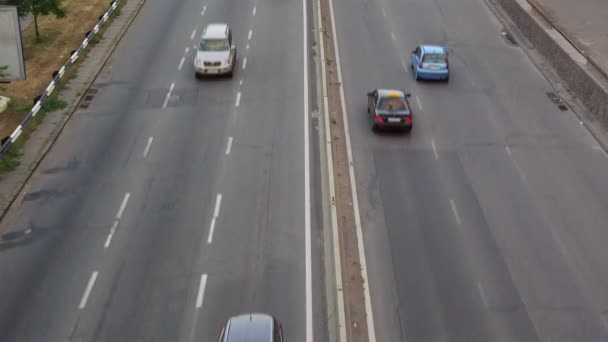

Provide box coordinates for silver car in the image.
[194,23,236,77]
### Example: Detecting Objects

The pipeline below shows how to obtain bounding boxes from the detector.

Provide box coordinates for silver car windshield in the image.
[199,38,229,51]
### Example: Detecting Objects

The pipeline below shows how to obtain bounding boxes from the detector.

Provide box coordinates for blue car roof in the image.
[421,45,446,54]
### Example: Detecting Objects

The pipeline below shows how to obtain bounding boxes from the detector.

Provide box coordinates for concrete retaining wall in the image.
[495,0,608,127]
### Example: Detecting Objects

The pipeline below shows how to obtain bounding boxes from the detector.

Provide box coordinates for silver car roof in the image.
[203,23,229,39]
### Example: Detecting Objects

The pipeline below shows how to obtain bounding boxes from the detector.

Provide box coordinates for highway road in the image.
[329,0,608,340]
[0,0,326,341]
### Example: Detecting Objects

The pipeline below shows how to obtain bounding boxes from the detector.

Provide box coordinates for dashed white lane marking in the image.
[450,199,462,225]
[79,271,99,309]
[431,139,439,160]
[252,6,256,15]
[143,136,154,158]
[242,57,247,70]
[477,282,488,308]
[104,220,119,248]
[415,95,423,110]
[163,82,175,109]
[382,8,386,16]
[239,80,243,86]
[246,43,250,50]
[185,47,190,54]
[178,57,185,71]
[195,274,208,308]
[512,159,527,182]
[391,32,396,41]
[505,145,512,156]
[201,6,206,16]
[402,60,409,73]
[225,136,233,155]
[235,91,241,107]
[190,27,197,41]
[207,194,222,244]
[248,29,253,41]
[116,192,131,220]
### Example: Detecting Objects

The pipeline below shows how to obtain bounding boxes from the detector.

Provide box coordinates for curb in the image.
[312,0,348,338]
[0,0,147,222]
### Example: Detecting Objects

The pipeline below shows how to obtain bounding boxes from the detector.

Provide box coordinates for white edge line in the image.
[328,0,377,338]
[79,271,99,309]
[143,136,154,158]
[303,0,313,339]
[195,274,208,308]
[431,139,439,160]
[450,199,462,225]
[104,220,120,248]
[235,92,241,107]
[225,136,233,155]
[317,0,347,338]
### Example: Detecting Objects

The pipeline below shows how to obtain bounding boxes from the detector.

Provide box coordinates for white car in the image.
[194,23,236,77]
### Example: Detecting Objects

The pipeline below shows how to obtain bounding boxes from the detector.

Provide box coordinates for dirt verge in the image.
[318,0,371,340]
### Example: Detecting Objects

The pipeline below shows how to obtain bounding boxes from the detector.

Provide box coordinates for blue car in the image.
[411,45,450,81]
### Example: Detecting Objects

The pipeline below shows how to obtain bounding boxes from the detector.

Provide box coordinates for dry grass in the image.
[0,0,112,139]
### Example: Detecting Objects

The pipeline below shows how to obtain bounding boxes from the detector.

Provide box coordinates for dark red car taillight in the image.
[375,114,383,123]
[405,116,413,124]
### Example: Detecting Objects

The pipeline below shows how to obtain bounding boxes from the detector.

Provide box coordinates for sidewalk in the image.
[531,0,608,76]
[0,0,145,217]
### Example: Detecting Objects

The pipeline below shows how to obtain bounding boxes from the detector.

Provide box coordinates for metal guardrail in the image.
[0,0,121,158]
[525,0,608,81]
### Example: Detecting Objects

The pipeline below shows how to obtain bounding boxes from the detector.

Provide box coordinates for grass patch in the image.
[0,0,126,175]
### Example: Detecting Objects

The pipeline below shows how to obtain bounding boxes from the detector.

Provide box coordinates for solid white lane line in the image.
[225,136,233,155]
[104,220,119,248]
[303,0,312,338]
[327,0,376,337]
[242,57,247,70]
[477,282,488,308]
[431,139,439,160]
[235,92,241,107]
[143,136,154,158]
[415,95,423,110]
[248,29,253,41]
[195,274,208,308]
[252,6,256,15]
[207,194,222,244]
[201,6,206,16]
[178,57,185,70]
[505,145,512,156]
[391,32,396,41]
[450,199,462,225]
[116,192,131,220]
[163,82,175,109]
[79,271,99,309]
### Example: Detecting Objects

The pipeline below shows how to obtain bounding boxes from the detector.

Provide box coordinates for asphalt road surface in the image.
[0,0,326,341]
[330,0,608,340]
